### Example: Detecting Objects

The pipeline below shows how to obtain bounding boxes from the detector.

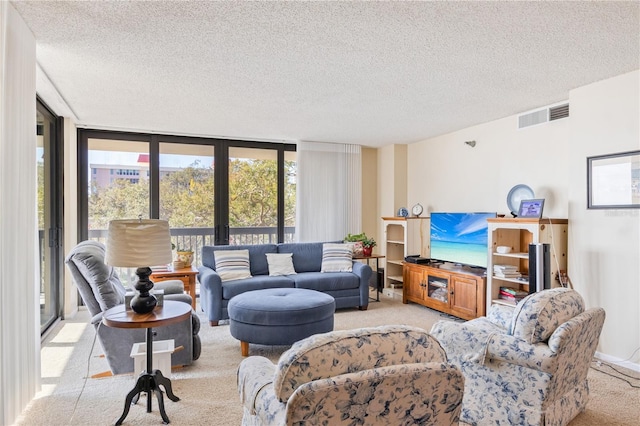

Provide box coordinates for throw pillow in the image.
[320,243,353,273]
[214,249,252,282]
[266,253,297,276]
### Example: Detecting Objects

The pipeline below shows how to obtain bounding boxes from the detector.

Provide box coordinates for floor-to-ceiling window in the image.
[227,146,296,244]
[37,99,63,333]
[158,140,215,255]
[78,130,296,276]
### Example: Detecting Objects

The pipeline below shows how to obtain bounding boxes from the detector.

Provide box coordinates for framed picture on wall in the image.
[518,199,545,218]
[587,150,640,209]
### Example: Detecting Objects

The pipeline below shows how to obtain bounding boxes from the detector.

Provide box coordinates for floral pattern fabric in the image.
[237,325,464,426]
[430,288,606,426]
[509,288,585,344]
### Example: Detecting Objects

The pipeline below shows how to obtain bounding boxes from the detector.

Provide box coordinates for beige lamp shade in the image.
[105,219,173,267]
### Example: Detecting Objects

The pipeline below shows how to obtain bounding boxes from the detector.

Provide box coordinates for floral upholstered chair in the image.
[431,288,606,426]
[237,325,464,425]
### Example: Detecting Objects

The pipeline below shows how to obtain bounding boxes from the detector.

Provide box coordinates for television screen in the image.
[430,212,496,268]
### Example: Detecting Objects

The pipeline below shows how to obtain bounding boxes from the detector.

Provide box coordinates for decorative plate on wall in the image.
[507,184,535,216]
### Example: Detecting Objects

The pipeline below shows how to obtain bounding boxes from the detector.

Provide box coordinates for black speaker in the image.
[529,243,550,294]
[369,268,384,292]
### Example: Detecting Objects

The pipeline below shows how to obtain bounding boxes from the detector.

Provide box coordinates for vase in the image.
[176,251,194,266]
[362,246,373,257]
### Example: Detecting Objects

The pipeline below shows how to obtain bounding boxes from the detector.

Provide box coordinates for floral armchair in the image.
[237,325,464,425]
[430,288,606,426]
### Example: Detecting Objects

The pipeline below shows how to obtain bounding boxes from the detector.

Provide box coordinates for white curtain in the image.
[0,3,40,425]
[296,142,362,242]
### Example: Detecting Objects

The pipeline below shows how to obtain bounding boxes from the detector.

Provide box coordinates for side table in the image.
[354,254,385,302]
[150,265,198,310]
[103,301,191,425]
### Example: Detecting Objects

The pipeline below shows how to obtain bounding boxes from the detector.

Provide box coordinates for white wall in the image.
[399,70,639,368]
[407,111,569,217]
[568,70,639,368]
[361,147,379,244]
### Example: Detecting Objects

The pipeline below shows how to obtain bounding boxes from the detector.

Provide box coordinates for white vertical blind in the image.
[0,3,40,424]
[296,142,362,242]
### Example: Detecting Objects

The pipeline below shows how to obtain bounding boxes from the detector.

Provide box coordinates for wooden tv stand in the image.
[402,262,486,320]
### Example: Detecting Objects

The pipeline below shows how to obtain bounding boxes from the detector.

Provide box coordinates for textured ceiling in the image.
[13,1,640,147]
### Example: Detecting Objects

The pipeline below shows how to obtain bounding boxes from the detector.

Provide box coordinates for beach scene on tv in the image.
[430,212,496,268]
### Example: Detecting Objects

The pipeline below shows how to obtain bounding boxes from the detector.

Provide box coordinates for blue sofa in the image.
[198,242,372,326]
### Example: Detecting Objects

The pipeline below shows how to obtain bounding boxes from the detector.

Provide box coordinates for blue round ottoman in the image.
[228,288,335,356]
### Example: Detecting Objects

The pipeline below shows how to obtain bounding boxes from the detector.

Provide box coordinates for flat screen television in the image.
[430,212,497,268]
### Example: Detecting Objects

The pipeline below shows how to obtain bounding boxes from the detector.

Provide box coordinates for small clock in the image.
[412,203,424,217]
[397,207,409,217]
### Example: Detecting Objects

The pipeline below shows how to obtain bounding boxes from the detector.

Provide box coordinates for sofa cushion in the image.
[293,271,359,292]
[320,243,353,273]
[202,244,278,275]
[277,242,324,273]
[222,275,295,300]
[266,253,296,276]
[510,288,585,344]
[215,249,252,282]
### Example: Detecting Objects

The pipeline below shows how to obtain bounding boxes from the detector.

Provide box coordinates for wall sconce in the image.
[464,140,476,148]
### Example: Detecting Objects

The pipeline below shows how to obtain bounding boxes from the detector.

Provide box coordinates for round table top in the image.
[102,300,191,329]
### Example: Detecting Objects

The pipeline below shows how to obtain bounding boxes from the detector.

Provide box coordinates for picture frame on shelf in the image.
[587,150,640,209]
[518,199,545,219]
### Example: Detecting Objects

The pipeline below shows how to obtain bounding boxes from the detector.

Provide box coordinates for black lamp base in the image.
[130,266,157,314]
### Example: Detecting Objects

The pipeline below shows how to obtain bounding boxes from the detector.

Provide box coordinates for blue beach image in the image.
[430,212,495,267]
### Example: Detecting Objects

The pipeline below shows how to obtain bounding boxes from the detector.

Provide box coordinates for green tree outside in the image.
[88,159,296,232]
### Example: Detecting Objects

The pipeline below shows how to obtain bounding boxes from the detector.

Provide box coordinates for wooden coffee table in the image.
[103,301,191,425]
[150,265,198,309]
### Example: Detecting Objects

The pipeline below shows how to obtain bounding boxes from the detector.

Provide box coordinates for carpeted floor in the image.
[16,292,640,425]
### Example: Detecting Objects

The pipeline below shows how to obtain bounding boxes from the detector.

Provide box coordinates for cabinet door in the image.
[425,269,450,307]
[403,264,425,303]
[451,275,480,320]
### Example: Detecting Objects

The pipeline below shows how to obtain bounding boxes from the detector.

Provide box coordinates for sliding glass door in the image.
[37,100,63,333]
[78,130,296,270]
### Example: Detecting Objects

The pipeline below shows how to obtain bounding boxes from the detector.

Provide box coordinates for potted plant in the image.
[344,232,366,255]
[361,236,376,257]
[172,243,194,267]
[344,233,376,256]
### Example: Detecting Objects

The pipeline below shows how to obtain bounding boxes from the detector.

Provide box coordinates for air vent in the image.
[549,103,569,121]
[518,109,548,129]
[518,102,569,129]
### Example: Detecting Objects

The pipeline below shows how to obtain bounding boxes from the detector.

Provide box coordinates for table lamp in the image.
[105,219,173,314]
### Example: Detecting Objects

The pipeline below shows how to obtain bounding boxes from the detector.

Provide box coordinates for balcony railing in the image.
[87,226,296,270]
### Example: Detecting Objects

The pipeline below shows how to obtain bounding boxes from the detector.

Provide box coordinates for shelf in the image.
[487,217,568,314]
[428,281,447,288]
[492,298,517,307]
[387,260,404,266]
[387,240,405,245]
[492,275,529,285]
[493,252,528,259]
[388,275,403,282]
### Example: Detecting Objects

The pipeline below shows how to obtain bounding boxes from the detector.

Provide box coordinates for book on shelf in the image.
[494,264,521,278]
[493,264,519,271]
[495,272,522,278]
[499,286,528,302]
[496,297,517,306]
